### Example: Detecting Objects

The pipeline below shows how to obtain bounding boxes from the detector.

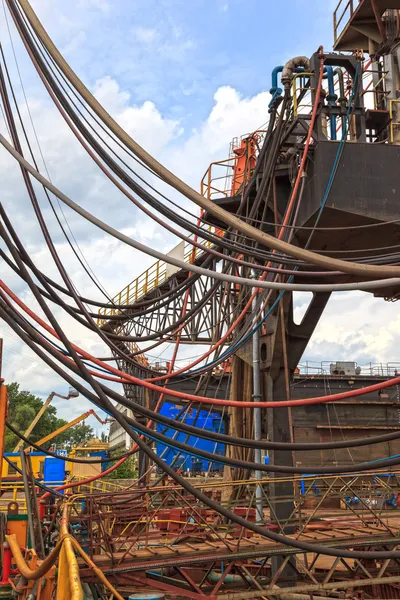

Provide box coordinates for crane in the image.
[24,409,107,452]
[13,387,79,452]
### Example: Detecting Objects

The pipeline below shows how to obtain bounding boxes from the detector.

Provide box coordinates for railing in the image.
[73,476,136,494]
[97,223,222,325]
[0,482,27,512]
[200,130,267,201]
[292,72,314,117]
[334,0,362,42]
[297,360,400,377]
[201,156,237,201]
[361,67,389,110]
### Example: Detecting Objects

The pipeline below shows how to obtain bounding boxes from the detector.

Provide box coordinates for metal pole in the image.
[20,447,36,551]
[216,574,400,600]
[0,383,7,492]
[251,271,263,523]
[0,338,3,379]
[26,453,45,559]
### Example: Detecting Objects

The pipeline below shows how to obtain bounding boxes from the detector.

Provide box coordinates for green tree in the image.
[5,383,95,452]
[54,423,94,450]
[5,383,68,451]
[106,455,137,480]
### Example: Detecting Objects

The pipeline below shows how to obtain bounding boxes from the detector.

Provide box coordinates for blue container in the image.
[155,402,225,472]
[43,457,65,487]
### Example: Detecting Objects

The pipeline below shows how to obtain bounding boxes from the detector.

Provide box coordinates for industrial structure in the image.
[0,0,399,598]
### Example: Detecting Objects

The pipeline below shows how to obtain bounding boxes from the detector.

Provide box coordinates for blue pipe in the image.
[271,65,284,93]
[325,66,338,140]
[270,64,338,140]
[269,65,305,109]
[269,66,284,109]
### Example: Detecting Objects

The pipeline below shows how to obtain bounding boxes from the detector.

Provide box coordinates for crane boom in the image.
[26,409,106,450]
[13,392,55,452]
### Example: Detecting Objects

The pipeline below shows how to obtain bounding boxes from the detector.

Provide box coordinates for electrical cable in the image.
[3,1,400,558]
[2,136,399,293]
[4,276,400,409]
[5,291,400,479]
[7,0,400,279]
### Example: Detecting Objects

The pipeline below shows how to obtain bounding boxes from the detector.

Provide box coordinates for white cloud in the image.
[133,26,158,44]
[93,76,182,153]
[304,291,400,368]
[168,85,270,187]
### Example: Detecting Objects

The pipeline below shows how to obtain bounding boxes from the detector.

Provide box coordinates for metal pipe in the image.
[59,506,84,599]
[26,454,45,559]
[1,542,12,584]
[216,574,400,599]
[270,65,305,109]
[325,66,338,140]
[19,448,36,552]
[270,65,284,92]
[334,67,346,105]
[5,534,62,580]
[281,56,310,88]
[251,270,263,523]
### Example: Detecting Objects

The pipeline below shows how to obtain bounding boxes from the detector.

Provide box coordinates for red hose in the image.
[4,54,391,411]
[3,271,399,409]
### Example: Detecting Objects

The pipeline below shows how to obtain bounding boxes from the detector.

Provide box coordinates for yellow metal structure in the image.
[292,72,314,117]
[2,454,47,480]
[13,392,55,453]
[6,502,123,600]
[0,482,27,513]
[31,409,106,450]
[14,388,79,453]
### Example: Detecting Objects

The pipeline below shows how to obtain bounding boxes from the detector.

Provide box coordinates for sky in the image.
[0,0,399,431]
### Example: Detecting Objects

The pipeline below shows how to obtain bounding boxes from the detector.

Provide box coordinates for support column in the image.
[252,286,263,523]
[263,292,331,584]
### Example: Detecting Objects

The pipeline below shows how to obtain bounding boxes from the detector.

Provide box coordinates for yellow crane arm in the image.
[13,392,55,452]
[32,409,106,449]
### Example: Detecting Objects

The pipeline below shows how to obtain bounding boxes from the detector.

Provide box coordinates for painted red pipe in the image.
[2,279,400,409]
[1,542,11,585]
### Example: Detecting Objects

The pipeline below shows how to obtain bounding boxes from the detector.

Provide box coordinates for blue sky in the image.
[24,0,337,127]
[0,0,398,427]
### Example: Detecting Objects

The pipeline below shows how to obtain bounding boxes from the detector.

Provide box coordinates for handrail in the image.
[297,360,400,377]
[292,72,314,116]
[97,222,222,325]
[334,0,356,42]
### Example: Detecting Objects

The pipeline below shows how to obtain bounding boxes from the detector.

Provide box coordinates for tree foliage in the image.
[106,455,136,480]
[5,382,95,452]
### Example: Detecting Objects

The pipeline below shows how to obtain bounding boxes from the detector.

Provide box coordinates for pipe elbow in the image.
[281,56,310,88]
